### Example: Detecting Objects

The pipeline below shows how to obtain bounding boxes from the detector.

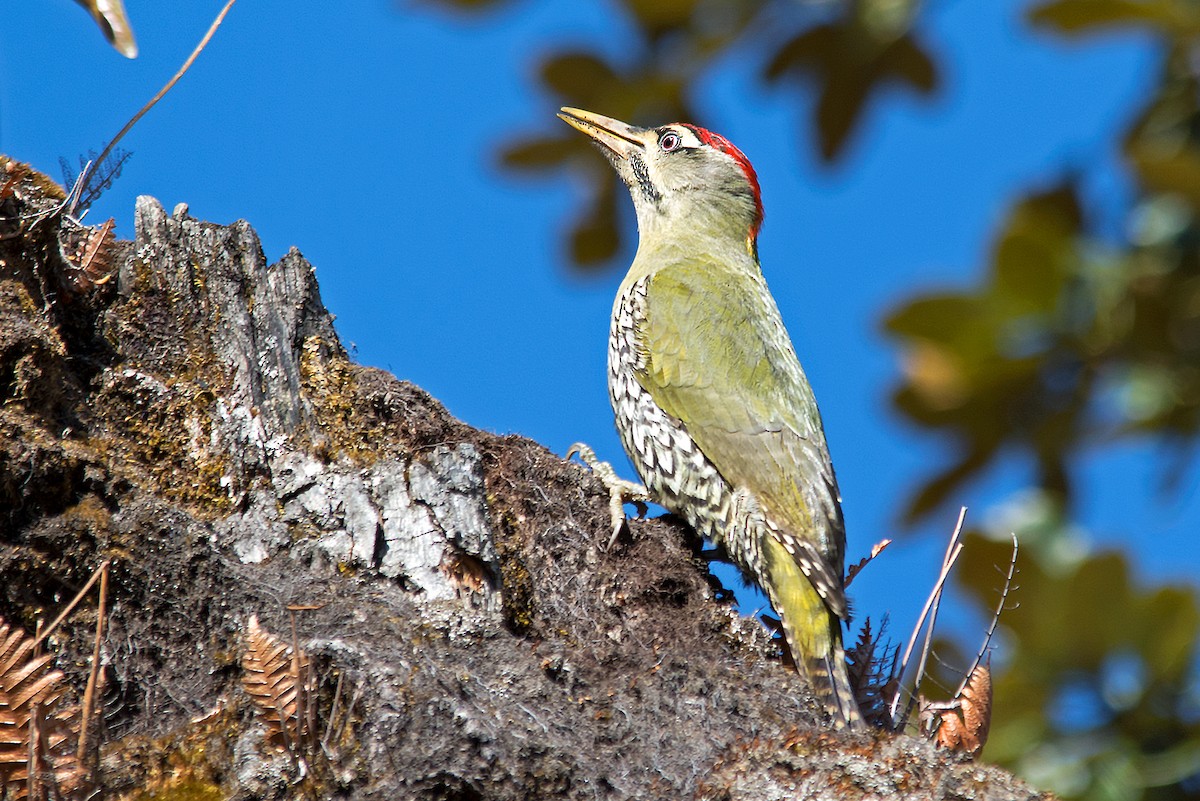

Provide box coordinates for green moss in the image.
[0,279,42,317]
[89,371,233,517]
[298,335,385,463]
[487,498,535,633]
[107,708,236,801]
[107,683,353,801]
[124,777,224,801]
[82,249,258,518]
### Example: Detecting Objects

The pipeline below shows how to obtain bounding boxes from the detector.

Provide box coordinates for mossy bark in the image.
[0,157,1050,801]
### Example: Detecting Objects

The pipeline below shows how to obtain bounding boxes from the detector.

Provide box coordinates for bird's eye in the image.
[659,131,682,152]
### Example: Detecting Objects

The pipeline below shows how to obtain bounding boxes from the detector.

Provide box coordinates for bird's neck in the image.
[621,214,761,293]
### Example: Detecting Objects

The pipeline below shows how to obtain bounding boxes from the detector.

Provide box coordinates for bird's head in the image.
[559,107,763,254]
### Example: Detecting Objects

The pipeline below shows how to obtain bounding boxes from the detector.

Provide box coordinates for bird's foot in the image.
[567,442,649,549]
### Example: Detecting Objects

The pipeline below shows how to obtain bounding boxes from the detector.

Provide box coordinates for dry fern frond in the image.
[845,617,899,730]
[59,218,117,292]
[59,150,132,215]
[241,615,313,753]
[922,664,992,757]
[0,617,87,800]
[954,664,992,755]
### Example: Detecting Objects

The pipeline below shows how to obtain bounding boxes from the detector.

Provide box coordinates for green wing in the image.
[636,260,848,615]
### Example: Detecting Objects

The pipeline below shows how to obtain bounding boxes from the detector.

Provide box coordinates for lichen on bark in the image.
[0,159,1049,800]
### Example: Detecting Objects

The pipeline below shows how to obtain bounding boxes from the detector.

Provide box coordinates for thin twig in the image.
[286,605,320,766]
[954,534,1018,698]
[35,560,111,648]
[77,561,110,765]
[889,507,967,725]
[27,702,38,801]
[289,609,303,760]
[64,160,93,217]
[322,671,345,752]
[325,681,364,760]
[71,0,238,215]
[910,564,957,722]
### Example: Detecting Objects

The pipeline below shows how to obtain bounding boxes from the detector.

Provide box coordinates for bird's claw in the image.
[567,442,650,549]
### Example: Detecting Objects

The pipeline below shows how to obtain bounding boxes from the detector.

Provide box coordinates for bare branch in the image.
[71,0,238,215]
[889,507,966,726]
[956,534,1018,698]
[35,560,111,649]
[76,561,110,766]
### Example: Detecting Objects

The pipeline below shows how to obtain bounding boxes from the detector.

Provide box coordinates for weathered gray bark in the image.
[0,158,1049,800]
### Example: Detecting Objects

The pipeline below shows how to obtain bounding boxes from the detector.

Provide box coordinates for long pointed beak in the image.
[558,107,648,160]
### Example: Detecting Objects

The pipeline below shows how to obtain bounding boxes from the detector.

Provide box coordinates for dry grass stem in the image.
[889,507,966,725]
[70,0,238,215]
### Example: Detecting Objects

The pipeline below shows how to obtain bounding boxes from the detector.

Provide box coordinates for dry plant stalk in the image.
[921,533,1016,755]
[241,615,314,757]
[955,534,1018,700]
[0,616,87,800]
[70,0,238,215]
[888,507,967,726]
[844,538,892,589]
[913,531,1016,756]
[76,561,110,768]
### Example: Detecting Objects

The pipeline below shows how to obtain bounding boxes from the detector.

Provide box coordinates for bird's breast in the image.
[609,279,732,542]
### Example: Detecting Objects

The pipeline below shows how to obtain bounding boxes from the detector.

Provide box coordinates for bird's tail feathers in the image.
[795,632,862,730]
[764,536,863,730]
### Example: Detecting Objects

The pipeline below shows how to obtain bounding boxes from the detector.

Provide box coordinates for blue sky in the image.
[2,1,1190,645]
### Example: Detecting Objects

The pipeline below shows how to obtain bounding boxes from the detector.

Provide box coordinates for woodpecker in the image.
[560,107,862,729]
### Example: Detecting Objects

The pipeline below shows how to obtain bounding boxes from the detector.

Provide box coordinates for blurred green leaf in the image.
[885,185,1091,521]
[884,32,938,92]
[859,0,922,39]
[499,136,578,171]
[540,52,620,99]
[993,186,1082,314]
[887,294,992,350]
[620,0,701,36]
[570,170,621,266]
[765,25,838,77]
[819,33,940,161]
[766,18,939,161]
[955,528,1200,799]
[1118,364,1180,423]
[1028,0,1200,37]
[1127,147,1200,211]
[1122,47,1200,205]
[1138,586,1200,681]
